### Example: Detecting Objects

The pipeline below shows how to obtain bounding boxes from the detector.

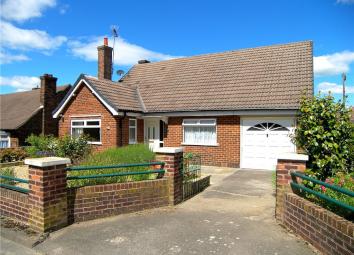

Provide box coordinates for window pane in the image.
[184,125,216,145]
[0,141,8,148]
[86,121,100,126]
[200,119,215,125]
[72,121,84,126]
[72,128,83,138]
[129,119,136,127]
[129,127,136,143]
[83,128,100,142]
[183,120,198,125]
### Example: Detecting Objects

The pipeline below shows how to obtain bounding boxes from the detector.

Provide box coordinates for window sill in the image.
[88,142,102,145]
[181,143,219,147]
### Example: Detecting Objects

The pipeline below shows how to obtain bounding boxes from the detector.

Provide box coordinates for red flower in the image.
[321,186,326,192]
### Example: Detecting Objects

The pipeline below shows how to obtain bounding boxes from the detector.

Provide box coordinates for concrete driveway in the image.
[2,168,316,255]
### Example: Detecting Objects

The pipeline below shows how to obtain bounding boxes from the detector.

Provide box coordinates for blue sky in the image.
[1,0,354,105]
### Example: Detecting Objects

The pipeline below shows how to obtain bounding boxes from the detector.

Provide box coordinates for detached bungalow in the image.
[0,75,70,148]
[53,40,313,170]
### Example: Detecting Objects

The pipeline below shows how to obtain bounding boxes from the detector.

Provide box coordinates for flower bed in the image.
[302,171,353,220]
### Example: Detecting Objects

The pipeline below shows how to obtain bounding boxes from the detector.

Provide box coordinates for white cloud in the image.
[0,0,56,22]
[69,37,181,66]
[0,21,67,52]
[314,51,354,76]
[0,50,29,64]
[336,0,354,4]
[0,76,40,92]
[318,82,354,94]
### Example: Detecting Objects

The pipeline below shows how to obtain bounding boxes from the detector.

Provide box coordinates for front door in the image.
[144,119,160,150]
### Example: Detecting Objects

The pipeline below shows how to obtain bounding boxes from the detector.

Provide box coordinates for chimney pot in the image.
[104,37,108,46]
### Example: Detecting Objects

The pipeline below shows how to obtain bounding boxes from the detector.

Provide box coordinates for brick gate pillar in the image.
[275,153,308,222]
[25,157,71,233]
[155,147,184,205]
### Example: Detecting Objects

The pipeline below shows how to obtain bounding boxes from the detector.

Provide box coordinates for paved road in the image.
[1,168,316,255]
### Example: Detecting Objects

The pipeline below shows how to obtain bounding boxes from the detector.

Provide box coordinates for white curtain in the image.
[184,126,216,145]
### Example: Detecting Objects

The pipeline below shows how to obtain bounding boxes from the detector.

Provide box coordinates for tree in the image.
[293,94,353,180]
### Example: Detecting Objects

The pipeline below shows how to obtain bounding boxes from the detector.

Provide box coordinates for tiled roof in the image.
[120,41,313,112]
[84,76,142,112]
[0,86,70,130]
[56,41,314,115]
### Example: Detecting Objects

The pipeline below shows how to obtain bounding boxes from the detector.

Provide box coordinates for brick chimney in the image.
[97,37,113,80]
[40,74,58,135]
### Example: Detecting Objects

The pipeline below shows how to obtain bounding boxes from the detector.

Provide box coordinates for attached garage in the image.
[240,117,296,170]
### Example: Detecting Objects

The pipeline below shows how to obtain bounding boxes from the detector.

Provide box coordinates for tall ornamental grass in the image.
[67,144,157,187]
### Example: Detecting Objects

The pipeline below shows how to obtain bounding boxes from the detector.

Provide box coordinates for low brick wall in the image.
[283,193,353,255]
[68,178,170,222]
[0,188,29,223]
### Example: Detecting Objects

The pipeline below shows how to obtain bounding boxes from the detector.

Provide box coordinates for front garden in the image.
[1,134,202,189]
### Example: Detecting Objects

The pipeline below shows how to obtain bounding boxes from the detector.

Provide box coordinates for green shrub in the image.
[0,148,28,163]
[67,144,156,187]
[0,168,15,185]
[54,135,91,164]
[25,135,56,157]
[293,94,353,180]
[25,134,91,163]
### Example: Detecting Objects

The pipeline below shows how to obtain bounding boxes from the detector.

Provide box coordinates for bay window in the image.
[71,119,101,144]
[182,119,217,146]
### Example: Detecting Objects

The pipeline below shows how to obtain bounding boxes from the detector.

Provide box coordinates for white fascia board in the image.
[126,112,143,117]
[53,79,119,118]
[143,110,298,117]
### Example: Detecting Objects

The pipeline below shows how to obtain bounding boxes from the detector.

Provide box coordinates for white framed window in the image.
[71,119,101,144]
[129,119,137,144]
[182,119,217,146]
[0,131,10,148]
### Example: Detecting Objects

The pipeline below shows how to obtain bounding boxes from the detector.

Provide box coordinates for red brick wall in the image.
[283,193,353,255]
[164,116,240,167]
[67,178,169,222]
[58,85,120,151]
[58,84,145,151]
[0,188,29,223]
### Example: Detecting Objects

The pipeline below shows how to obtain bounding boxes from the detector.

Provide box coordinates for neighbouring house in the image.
[53,39,313,170]
[0,75,71,148]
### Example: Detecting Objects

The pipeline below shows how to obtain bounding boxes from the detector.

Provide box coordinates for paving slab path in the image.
[2,168,316,255]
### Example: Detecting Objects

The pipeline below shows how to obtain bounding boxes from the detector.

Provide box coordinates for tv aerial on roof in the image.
[110,25,119,77]
[116,70,125,76]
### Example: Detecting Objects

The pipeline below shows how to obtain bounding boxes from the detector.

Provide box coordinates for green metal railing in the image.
[66,162,165,180]
[290,172,354,212]
[0,175,29,194]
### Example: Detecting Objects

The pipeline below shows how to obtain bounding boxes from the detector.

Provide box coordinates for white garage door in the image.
[241,118,296,170]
